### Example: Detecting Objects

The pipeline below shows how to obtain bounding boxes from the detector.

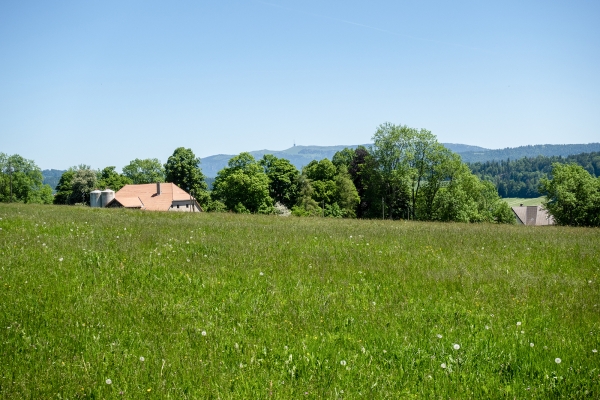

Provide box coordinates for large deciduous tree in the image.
[54,170,75,205]
[369,122,513,223]
[97,166,132,192]
[54,165,98,205]
[296,158,359,217]
[259,154,299,208]
[164,147,210,205]
[0,153,53,204]
[211,153,273,213]
[122,158,165,184]
[540,163,600,226]
[71,168,97,205]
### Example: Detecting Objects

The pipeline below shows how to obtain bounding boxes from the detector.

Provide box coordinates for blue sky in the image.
[1,0,598,170]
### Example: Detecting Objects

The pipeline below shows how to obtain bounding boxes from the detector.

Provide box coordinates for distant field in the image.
[1,204,599,398]
[503,197,545,207]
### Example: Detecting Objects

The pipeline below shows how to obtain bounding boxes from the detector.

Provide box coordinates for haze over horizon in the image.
[1,1,598,170]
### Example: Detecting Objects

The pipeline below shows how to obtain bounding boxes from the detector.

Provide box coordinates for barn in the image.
[96,182,202,212]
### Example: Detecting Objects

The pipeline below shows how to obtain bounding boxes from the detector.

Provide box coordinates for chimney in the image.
[157,182,161,195]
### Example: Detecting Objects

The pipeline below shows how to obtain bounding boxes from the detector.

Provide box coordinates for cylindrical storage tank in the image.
[101,189,115,207]
[90,190,102,208]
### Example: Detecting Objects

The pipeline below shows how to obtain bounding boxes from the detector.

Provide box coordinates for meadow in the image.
[0,204,599,399]
[502,197,545,208]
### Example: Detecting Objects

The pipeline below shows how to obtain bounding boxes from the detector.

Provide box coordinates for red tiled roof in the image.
[111,183,196,211]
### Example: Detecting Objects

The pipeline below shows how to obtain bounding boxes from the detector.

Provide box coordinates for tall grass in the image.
[1,204,599,398]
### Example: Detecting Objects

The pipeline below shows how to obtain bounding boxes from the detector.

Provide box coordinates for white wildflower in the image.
[555,358,561,364]
[453,344,460,350]
[259,272,264,276]
[516,321,522,326]
[441,363,446,369]
[140,356,145,362]
[436,334,442,339]
[59,257,63,262]
[340,360,347,366]
[593,349,598,353]
[106,379,112,385]
[530,343,534,347]
[201,331,207,336]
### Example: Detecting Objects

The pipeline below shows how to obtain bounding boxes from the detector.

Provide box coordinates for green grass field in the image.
[503,197,546,207]
[1,204,599,399]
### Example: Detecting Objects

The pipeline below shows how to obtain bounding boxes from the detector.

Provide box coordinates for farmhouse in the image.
[511,205,554,226]
[98,183,202,212]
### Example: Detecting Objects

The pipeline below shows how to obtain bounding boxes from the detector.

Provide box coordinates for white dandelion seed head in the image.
[555,358,562,364]
[516,321,522,326]
[361,347,366,353]
[59,257,63,262]
[116,236,119,239]
[259,272,264,276]
[593,349,598,353]
[140,356,145,362]
[201,330,207,336]
[340,360,347,366]
[485,325,490,330]
[436,334,442,339]
[106,379,112,385]
[453,344,460,350]
[530,343,534,347]
[521,331,525,334]
[441,363,446,369]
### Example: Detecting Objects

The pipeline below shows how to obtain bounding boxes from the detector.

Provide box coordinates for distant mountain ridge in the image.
[199,143,600,177]
[458,143,600,163]
[42,143,600,183]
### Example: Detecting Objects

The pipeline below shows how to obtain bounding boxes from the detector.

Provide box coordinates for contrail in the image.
[254,0,490,54]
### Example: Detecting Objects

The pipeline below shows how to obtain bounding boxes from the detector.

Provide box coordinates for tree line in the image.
[5,123,598,226]
[468,152,600,198]
[46,123,514,223]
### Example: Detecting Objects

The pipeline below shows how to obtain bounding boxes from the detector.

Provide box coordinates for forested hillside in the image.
[459,143,600,163]
[468,151,600,198]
